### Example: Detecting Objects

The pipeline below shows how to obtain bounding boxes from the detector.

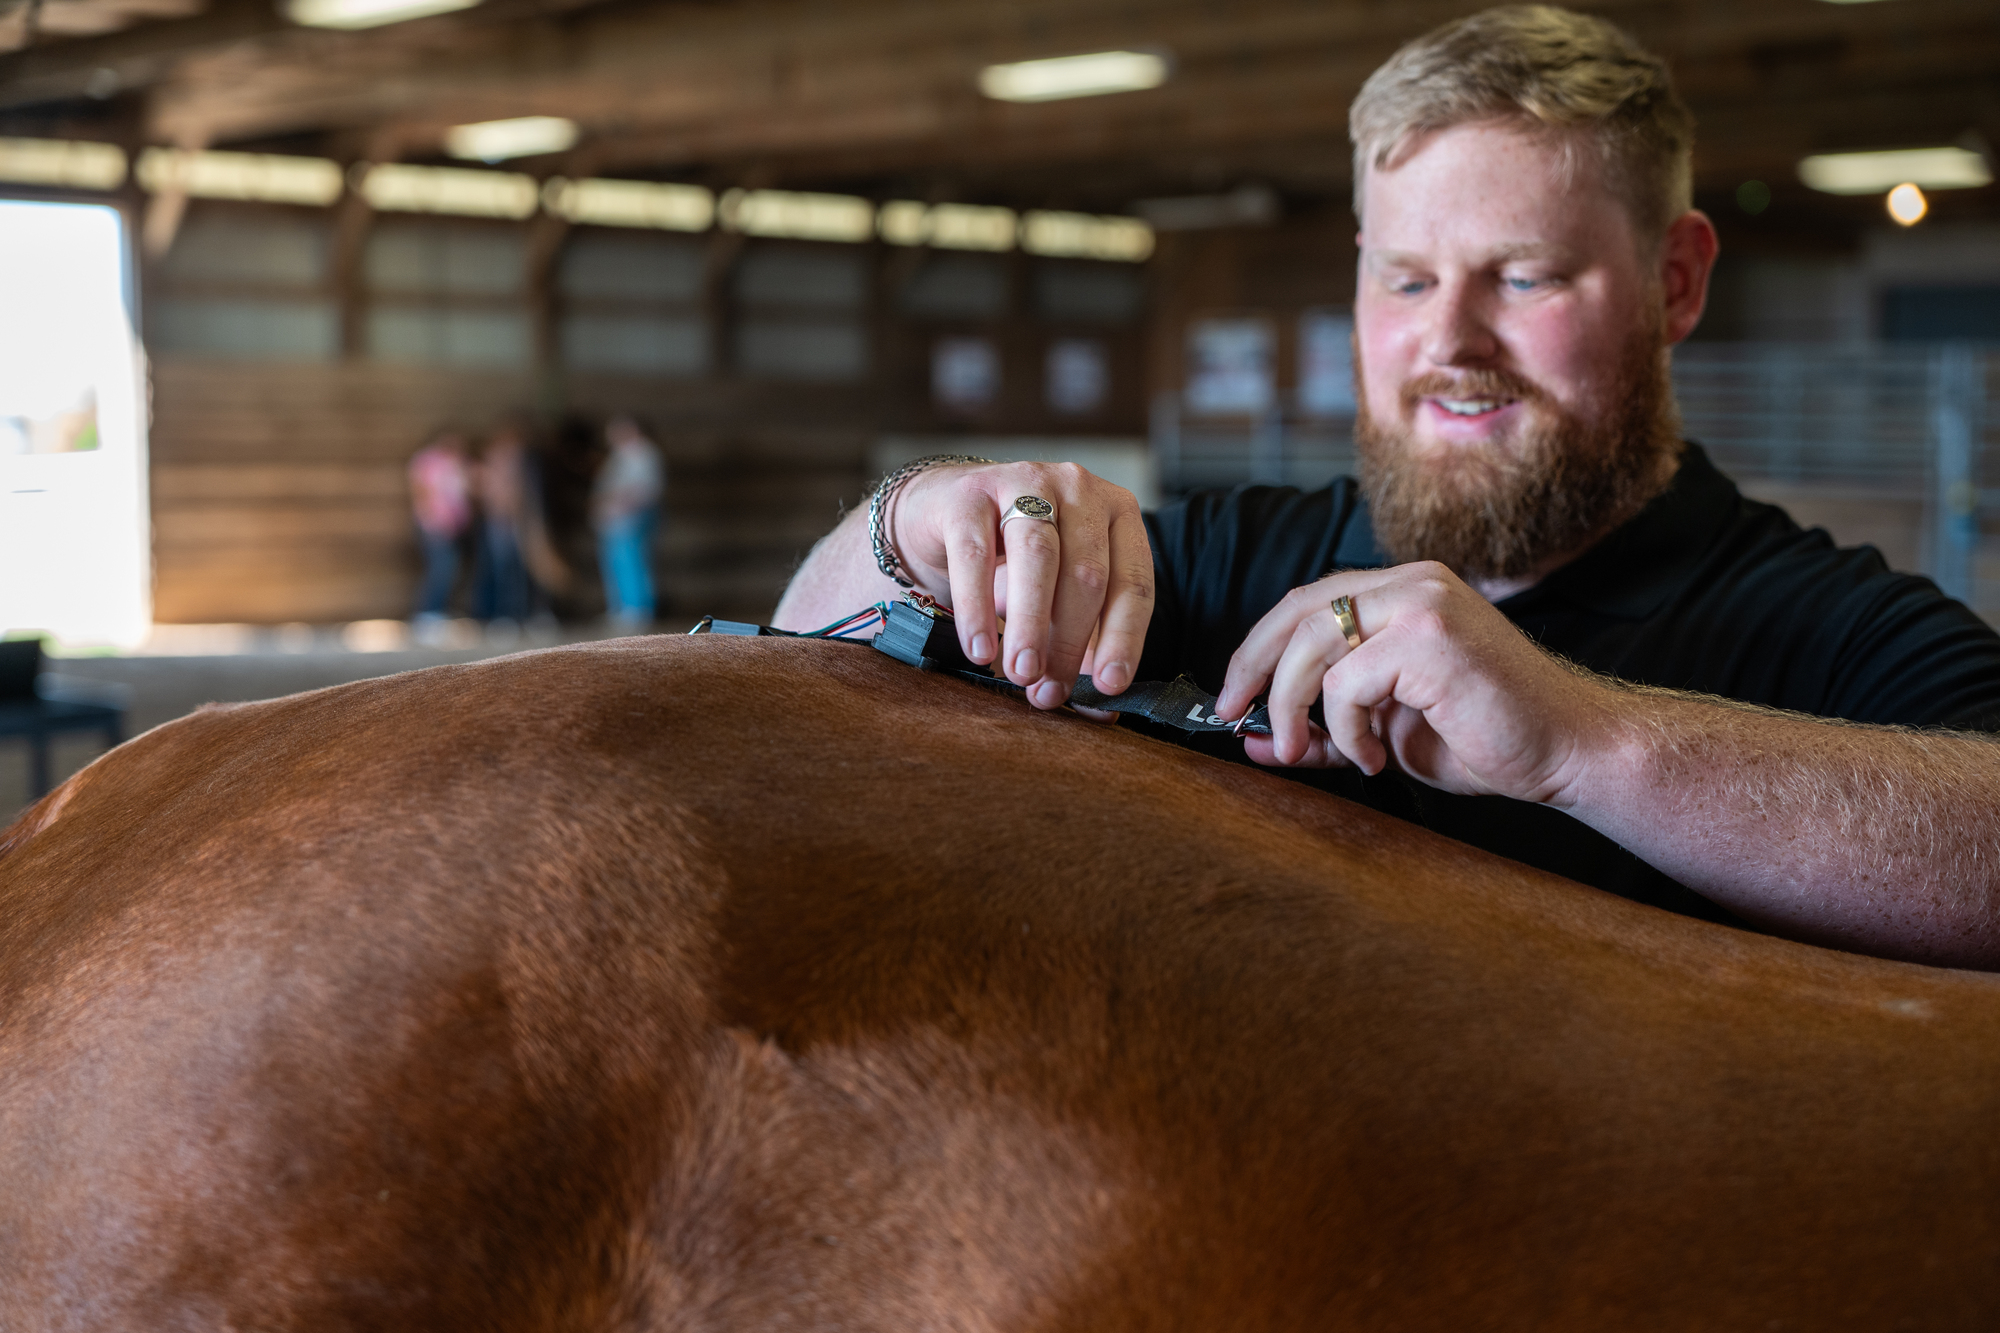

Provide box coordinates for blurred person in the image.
[471,425,536,625]
[406,429,472,631]
[774,5,2000,970]
[592,416,665,631]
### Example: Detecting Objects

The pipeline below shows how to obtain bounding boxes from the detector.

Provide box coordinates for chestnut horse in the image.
[1,635,1996,1330]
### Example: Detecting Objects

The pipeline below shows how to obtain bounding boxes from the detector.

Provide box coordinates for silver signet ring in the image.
[1001,495,1058,528]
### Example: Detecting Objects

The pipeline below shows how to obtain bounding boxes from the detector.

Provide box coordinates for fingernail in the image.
[1095,661,1130,692]
[970,633,993,662]
[1014,648,1040,680]
[1031,680,1065,708]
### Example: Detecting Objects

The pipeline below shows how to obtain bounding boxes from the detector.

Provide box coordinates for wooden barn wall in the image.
[140,199,1161,626]
[1148,210,1359,400]
[138,204,1393,627]
[148,358,879,624]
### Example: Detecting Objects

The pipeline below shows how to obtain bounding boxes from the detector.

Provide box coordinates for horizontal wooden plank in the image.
[143,357,876,622]
[154,504,415,547]
[152,463,407,502]
[156,551,413,581]
[154,573,415,624]
[154,552,804,624]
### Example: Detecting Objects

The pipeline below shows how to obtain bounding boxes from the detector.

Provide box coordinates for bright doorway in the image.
[0,200,150,649]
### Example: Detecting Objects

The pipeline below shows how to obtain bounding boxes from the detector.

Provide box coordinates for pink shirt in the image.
[409,445,473,537]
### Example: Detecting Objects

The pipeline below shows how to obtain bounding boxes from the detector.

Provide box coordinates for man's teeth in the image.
[1438,398,1505,416]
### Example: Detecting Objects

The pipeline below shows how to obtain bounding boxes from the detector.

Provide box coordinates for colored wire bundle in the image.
[801,603,889,640]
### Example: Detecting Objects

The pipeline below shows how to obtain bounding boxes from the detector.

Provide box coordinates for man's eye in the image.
[1505,275,1546,291]
[1390,277,1428,295]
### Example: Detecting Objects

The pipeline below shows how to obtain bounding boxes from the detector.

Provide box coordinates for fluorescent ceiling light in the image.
[882,201,1146,257]
[135,149,343,206]
[718,189,874,243]
[545,177,713,232]
[877,200,929,246]
[284,0,478,28]
[1798,146,1991,195]
[979,50,1169,103]
[358,163,538,218]
[445,116,578,163]
[1020,210,1153,262]
[927,203,1017,252]
[0,138,126,191]
[1135,184,1279,231]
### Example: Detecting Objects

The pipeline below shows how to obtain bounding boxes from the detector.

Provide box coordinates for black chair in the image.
[0,639,129,802]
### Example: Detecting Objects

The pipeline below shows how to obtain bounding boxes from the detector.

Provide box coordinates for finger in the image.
[1318,662,1391,776]
[1000,507,1061,694]
[1086,507,1155,696]
[1218,584,1317,719]
[1038,508,1111,707]
[1243,721,1349,769]
[940,496,1001,665]
[1262,607,1349,765]
[1376,701,1456,785]
[1219,574,1381,719]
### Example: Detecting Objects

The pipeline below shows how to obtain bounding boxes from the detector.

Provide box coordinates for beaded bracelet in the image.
[867,453,995,588]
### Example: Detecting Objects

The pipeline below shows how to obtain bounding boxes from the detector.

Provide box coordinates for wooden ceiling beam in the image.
[0,0,279,109]
[3,0,1995,217]
[130,0,1994,139]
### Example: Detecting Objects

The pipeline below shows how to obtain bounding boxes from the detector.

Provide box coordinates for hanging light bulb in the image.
[1886,182,1928,226]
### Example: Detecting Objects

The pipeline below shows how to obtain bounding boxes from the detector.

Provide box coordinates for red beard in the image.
[1354,327,1683,582]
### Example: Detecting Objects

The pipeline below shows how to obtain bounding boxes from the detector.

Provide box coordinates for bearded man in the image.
[776,5,2000,970]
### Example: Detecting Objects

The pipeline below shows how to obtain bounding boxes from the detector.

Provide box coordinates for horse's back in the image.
[1,636,1997,1330]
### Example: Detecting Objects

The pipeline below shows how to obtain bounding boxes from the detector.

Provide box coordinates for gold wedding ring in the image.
[1331,594,1361,650]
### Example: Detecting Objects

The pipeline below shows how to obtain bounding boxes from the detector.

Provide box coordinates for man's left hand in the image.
[1214,562,1614,807]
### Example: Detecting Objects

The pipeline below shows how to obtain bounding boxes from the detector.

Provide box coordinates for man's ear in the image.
[1660,210,1719,346]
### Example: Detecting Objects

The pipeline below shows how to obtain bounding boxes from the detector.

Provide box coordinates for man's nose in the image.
[1420,278,1499,367]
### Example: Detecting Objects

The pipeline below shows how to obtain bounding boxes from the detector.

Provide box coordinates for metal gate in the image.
[1150,342,2000,619]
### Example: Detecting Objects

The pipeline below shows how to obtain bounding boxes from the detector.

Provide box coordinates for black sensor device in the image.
[870,598,985,674]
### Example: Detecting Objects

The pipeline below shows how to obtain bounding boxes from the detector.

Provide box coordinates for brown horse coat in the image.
[1,635,1997,1330]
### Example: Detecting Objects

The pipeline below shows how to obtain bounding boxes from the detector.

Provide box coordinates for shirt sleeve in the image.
[1612,505,2000,735]
[1817,564,2000,731]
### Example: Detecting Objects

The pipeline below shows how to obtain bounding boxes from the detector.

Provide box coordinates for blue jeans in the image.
[598,510,657,624]
[414,529,460,617]
[472,521,533,622]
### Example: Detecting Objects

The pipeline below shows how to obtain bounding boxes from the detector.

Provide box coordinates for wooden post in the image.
[524,207,571,409]
[702,226,747,380]
[328,186,374,361]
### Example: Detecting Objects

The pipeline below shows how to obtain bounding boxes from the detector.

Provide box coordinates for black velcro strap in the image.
[922,665,1269,735]
[692,601,1271,736]
[1070,675,1272,735]
[863,599,1270,735]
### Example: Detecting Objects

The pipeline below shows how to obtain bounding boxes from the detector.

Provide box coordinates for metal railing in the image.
[1673,344,1996,612]
[1150,343,2000,616]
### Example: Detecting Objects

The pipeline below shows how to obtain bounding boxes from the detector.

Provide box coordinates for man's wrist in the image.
[868,454,994,589]
[1538,671,1659,815]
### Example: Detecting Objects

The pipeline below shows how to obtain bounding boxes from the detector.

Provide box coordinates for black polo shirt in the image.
[1138,443,2000,923]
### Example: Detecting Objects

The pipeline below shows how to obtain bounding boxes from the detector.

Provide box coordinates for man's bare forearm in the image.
[773,505,902,632]
[1566,687,2000,969]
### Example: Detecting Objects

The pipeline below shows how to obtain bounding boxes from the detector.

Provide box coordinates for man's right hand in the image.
[894,461,1154,708]
[774,460,1154,710]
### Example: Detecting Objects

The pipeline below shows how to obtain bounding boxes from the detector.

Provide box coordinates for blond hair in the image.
[1349,5,1694,248]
